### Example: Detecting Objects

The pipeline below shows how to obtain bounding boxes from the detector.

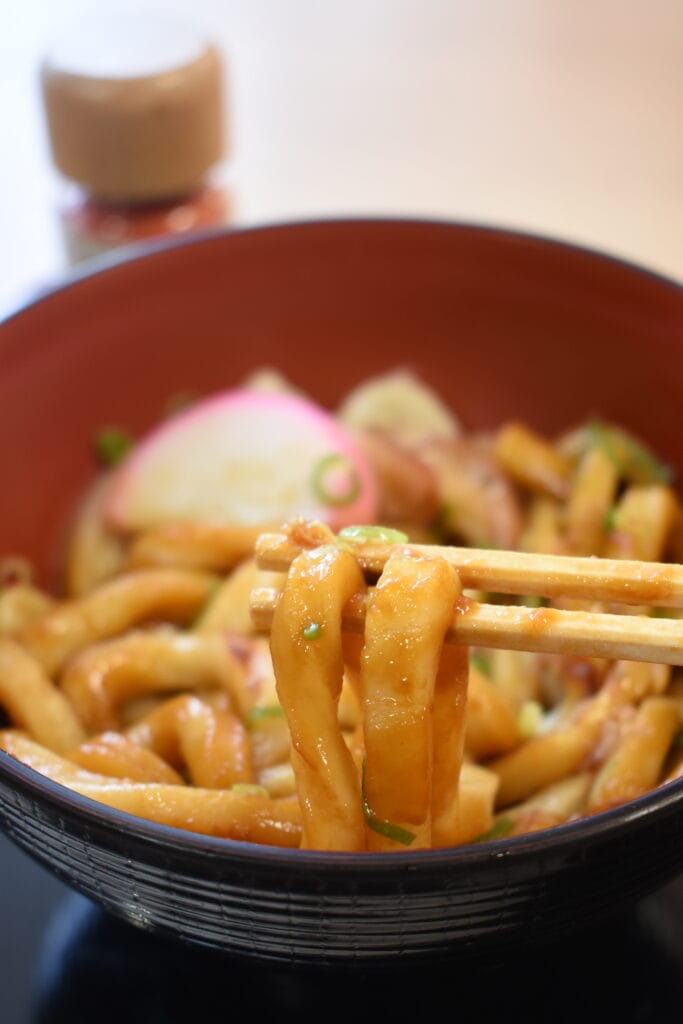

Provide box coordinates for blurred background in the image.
[2,0,683,317]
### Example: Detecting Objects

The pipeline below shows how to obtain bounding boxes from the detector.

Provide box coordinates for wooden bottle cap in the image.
[41,15,226,203]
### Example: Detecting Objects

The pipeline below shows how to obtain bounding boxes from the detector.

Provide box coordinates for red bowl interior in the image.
[2,219,683,964]
[2,218,683,586]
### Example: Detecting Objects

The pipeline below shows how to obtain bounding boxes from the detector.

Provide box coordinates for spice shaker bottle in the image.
[40,14,230,264]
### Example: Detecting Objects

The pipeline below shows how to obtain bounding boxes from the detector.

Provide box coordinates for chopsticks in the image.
[251,587,683,664]
[251,530,683,665]
[255,533,683,608]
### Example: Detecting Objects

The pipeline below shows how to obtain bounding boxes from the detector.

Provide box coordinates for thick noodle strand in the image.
[360,551,461,850]
[431,640,469,846]
[269,545,367,851]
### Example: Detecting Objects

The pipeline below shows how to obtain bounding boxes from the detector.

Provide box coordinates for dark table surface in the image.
[2,828,683,1023]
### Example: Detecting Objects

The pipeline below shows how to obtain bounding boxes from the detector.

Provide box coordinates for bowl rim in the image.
[2,214,683,333]
[1,747,682,871]
[1,214,683,872]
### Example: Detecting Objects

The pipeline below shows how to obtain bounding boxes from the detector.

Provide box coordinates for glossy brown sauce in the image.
[526,606,561,633]
[453,595,476,617]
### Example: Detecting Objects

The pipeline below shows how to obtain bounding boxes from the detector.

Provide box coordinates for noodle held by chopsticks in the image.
[269,544,367,851]
[360,550,463,850]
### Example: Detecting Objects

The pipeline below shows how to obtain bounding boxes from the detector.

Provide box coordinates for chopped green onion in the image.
[518,700,544,740]
[521,595,549,609]
[303,621,323,640]
[472,815,515,843]
[189,578,221,628]
[361,760,416,846]
[672,728,683,750]
[338,525,409,544]
[94,428,133,467]
[247,705,286,726]
[586,421,674,484]
[311,453,362,507]
[470,651,492,677]
[603,505,619,531]
[231,783,269,797]
[430,503,454,544]
[651,607,676,619]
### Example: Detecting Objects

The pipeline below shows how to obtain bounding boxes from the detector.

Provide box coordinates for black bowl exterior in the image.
[1,751,682,967]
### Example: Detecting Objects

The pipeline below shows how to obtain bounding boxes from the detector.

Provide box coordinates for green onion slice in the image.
[311,453,362,507]
[470,651,492,677]
[338,525,409,544]
[303,622,323,640]
[586,421,673,484]
[94,428,133,467]
[651,607,676,619]
[231,783,270,797]
[430,503,454,544]
[472,815,515,843]
[602,505,619,531]
[189,578,222,629]
[361,760,416,847]
[247,705,286,726]
[517,700,544,740]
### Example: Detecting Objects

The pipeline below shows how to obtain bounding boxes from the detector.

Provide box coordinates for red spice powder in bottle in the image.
[40,14,231,263]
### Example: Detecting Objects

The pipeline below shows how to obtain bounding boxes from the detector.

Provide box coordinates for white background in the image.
[2,0,683,314]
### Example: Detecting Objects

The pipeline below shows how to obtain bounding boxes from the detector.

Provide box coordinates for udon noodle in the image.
[0,369,681,851]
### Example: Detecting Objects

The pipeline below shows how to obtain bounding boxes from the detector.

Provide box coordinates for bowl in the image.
[1,218,682,967]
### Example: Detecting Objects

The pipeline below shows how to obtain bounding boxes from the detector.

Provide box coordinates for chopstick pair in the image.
[249,531,683,666]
